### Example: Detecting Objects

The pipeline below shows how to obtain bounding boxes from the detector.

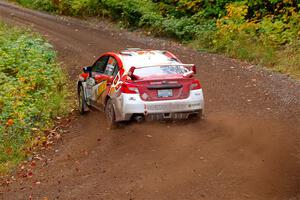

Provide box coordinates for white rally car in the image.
[77,49,204,127]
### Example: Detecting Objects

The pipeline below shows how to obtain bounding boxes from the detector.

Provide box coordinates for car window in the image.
[112,64,119,77]
[134,66,189,77]
[93,56,109,73]
[104,56,119,77]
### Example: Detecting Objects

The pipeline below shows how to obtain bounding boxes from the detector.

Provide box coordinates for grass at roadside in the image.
[0,23,70,174]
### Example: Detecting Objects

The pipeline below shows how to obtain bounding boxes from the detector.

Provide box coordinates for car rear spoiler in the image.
[128,64,197,78]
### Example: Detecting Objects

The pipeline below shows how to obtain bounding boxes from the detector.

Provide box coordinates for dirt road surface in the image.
[0,1,300,199]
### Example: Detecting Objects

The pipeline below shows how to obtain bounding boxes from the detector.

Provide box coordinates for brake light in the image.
[190,80,201,90]
[121,82,139,94]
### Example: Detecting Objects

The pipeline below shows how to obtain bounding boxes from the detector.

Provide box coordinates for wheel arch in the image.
[77,81,88,102]
[77,81,83,92]
[104,95,112,106]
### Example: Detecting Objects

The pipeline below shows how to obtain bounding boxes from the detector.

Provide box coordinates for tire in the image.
[78,84,88,115]
[105,98,118,129]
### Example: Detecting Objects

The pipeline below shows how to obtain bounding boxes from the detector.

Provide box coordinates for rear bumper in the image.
[114,89,204,121]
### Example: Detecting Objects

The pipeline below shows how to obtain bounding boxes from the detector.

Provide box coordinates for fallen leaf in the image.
[6,119,14,126]
[27,171,33,177]
[30,161,36,167]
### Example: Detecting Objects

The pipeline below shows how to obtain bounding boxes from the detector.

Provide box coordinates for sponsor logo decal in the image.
[97,81,107,95]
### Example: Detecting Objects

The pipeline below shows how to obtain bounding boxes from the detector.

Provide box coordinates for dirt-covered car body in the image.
[77,49,204,124]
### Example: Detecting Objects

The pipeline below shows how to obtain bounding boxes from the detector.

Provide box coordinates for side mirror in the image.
[83,66,92,73]
[83,66,92,77]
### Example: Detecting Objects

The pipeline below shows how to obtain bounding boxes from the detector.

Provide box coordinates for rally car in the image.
[77,48,204,127]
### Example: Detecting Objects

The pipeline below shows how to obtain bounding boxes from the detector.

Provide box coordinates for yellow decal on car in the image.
[97,81,107,95]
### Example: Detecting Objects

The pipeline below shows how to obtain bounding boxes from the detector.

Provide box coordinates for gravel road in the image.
[0,1,300,199]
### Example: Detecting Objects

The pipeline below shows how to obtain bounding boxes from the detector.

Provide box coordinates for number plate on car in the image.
[157,89,173,98]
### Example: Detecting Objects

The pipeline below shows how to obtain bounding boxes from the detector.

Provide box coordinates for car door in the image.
[85,55,109,106]
[97,56,120,107]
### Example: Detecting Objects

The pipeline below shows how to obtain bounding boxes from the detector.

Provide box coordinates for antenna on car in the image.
[120,51,133,56]
[125,48,142,51]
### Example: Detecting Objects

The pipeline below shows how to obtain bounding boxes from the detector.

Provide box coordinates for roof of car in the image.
[117,49,181,71]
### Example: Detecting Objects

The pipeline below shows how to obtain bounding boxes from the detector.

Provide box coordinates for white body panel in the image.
[113,89,204,121]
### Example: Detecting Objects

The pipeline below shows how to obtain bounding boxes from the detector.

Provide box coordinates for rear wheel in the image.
[78,84,88,115]
[105,98,118,128]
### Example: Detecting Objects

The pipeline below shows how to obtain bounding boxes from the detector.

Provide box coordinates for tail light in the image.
[121,82,139,94]
[190,80,201,90]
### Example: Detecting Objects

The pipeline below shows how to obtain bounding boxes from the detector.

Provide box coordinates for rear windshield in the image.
[134,66,189,77]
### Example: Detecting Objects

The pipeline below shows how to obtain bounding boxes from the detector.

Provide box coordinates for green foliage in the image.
[14,0,56,12]
[153,0,237,18]
[0,23,69,173]
[208,1,300,77]
[11,0,300,78]
[56,0,101,16]
[99,0,152,26]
